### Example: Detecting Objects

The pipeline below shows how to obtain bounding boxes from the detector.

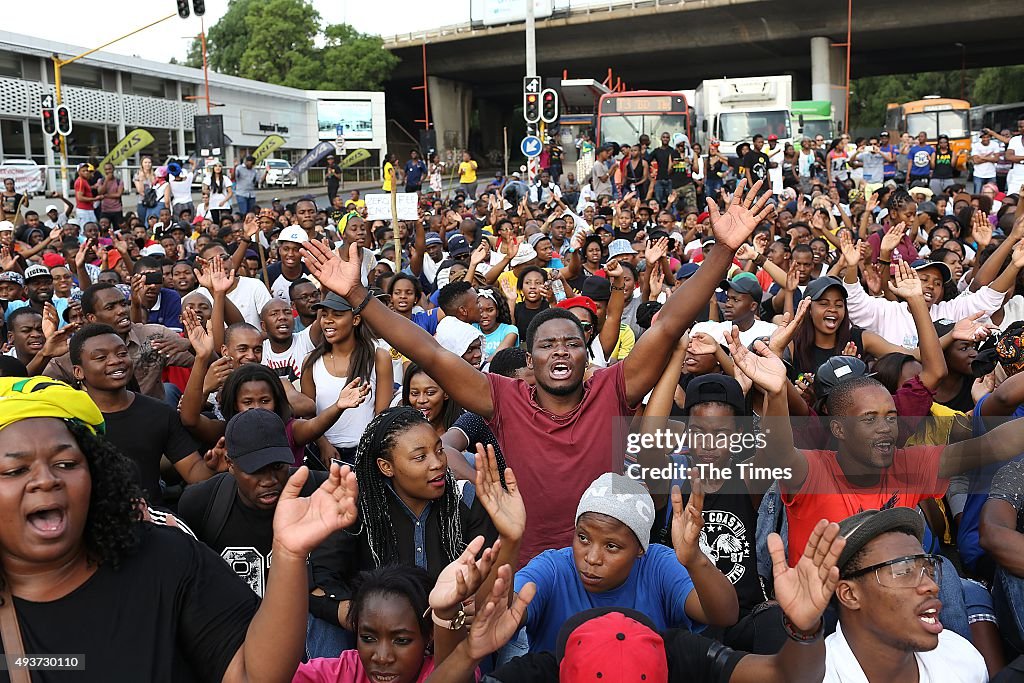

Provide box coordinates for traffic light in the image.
[176,0,190,18]
[55,105,72,136]
[50,134,62,154]
[41,107,56,136]
[524,92,540,124]
[541,88,558,123]
[192,0,205,16]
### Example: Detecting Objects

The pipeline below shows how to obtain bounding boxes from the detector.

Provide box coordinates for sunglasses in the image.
[578,321,593,332]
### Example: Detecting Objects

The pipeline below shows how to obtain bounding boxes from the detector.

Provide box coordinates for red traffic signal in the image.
[55,105,72,136]
[524,92,540,124]
[50,133,62,154]
[540,89,558,123]
[41,108,56,136]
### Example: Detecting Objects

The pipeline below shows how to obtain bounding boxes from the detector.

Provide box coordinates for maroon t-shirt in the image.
[485,363,637,567]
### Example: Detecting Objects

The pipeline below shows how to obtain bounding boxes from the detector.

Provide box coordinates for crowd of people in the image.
[1,115,1024,682]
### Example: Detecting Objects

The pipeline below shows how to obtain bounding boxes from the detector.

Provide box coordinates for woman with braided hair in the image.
[322,407,496,627]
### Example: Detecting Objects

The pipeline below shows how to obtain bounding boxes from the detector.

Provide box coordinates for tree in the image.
[175,0,399,92]
[318,25,400,91]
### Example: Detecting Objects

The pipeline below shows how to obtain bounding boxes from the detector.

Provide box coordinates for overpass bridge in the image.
[381,0,1023,160]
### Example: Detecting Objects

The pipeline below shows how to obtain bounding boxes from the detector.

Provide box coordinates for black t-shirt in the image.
[933,150,955,179]
[742,150,770,191]
[652,471,764,612]
[486,628,745,682]
[791,327,866,376]
[515,301,549,344]
[651,146,681,181]
[942,374,976,413]
[452,412,504,464]
[2,524,259,683]
[103,393,199,505]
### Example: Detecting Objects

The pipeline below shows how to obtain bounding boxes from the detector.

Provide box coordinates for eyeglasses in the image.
[842,553,942,588]
[453,252,470,261]
[578,321,593,332]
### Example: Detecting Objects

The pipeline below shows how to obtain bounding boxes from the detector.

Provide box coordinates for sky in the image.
[26,0,470,64]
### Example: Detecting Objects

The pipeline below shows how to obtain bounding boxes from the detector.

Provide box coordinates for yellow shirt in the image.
[611,324,636,360]
[459,160,478,184]
[497,270,521,303]
[382,162,395,192]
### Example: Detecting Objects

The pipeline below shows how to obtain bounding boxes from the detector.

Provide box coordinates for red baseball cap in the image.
[767,134,779,141]
[42,253,66,268]
[558,610,668,683]
[555,295,598,316]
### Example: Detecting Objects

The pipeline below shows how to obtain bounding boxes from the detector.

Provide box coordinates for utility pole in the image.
[525,0,536,79]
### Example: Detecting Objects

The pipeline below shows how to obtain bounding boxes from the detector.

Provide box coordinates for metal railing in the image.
[381,0,687,45]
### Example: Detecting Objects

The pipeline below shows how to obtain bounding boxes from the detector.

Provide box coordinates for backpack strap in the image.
[201,474,237,544]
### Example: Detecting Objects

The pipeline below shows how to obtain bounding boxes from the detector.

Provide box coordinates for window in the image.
[717,111,791,143]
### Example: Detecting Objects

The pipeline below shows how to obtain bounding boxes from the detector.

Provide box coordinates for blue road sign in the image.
[521,135,542,158]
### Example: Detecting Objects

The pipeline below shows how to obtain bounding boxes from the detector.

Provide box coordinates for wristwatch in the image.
[430,608,467,630]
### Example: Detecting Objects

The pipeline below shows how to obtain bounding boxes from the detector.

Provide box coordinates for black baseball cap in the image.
[719,274,762,299]
[838,507,924,571]
[581,276,612,302]
[312,291,353,312]
[683,374,746,415]
[225,409,294,474]
[815,356,871,398]
[804,276,847,302]
[447,234,471,257]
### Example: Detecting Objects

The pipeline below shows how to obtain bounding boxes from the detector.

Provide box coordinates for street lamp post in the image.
[51,12,177,197]
[954,42,966,100]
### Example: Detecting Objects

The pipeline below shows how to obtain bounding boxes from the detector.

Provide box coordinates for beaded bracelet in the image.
[782,615,824,644]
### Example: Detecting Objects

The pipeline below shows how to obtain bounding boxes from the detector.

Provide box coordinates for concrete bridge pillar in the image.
[428,76,473,166]
[810,36,849,133]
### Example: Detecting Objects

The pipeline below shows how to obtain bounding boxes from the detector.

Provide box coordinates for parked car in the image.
[260,159,297,187]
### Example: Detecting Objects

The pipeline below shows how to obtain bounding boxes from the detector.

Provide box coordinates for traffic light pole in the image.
[50,12,177,197]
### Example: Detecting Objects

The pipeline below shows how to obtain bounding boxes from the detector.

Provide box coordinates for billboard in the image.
[317,100,374,141]
[475,0,554,25]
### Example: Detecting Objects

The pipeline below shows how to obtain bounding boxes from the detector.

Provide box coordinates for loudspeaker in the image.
[194,115,224,157]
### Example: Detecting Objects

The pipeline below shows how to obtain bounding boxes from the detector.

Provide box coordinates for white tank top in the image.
[169,173,193,206]
[312,354,377,448]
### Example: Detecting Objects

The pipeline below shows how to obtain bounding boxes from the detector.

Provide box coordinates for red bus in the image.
[596,91,692,148]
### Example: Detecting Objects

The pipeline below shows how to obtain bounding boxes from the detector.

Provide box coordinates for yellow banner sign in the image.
[252,134,286,164]
[338,148,371,168]
[98,129,155,169]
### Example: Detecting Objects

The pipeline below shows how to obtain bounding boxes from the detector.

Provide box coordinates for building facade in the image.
[0,31,386,192]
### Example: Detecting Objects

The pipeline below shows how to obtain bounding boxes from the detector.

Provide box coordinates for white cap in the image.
[277,225,309,244]
[140,244,166,257]
[45,205,59,215]
[0,221,13,233]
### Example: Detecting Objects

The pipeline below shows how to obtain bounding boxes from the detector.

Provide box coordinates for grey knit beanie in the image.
[576,473,655,552]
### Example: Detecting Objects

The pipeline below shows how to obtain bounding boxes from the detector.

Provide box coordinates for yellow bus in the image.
[885,97,971,170]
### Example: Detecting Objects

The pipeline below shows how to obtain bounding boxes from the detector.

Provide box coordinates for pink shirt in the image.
[486,362,638,567]
[293,652,476,683]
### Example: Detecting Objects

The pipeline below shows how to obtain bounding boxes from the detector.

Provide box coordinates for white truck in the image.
[695,76,793,158]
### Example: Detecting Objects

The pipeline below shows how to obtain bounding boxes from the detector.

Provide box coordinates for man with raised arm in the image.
[304,180,775,565]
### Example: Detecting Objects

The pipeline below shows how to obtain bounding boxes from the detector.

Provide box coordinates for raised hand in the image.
[1012,239,1024,269]
[706,178,773,250]
[470,241,489,266]
[76,238,95,268]
[649,261,665,294]
[569,231,585,252]
[429,535,500,614]
[0,246,15,272]
[862,263,884,296]
[302,239,361,298]
[182,307,215,359]
[461,565,535,660]
[193,261,213,290]
[503,236,520,260]
[499,277,517,303]
[645,236,669,264]
[887,260,923,300]
[474,443,525,541]
[130,273,148,306]
[768,298,810,355]
[244,213,260,239]
[273,462,359,559]
[879,222,907,256]
[735,243,757,261]
[838,230,860,268]
[727,326,787,395]
[202,356,234,395]
[752,231,769,255]
[40,324,77,360]
[951,311,994,343]
[687,331,720,356]
[767,519,844,631]
[670,479,706,567]
[203,437,228,472]
[784,262,800,292]
[209,253,236,295]
[841,341,860,357]
[41,302,60,338]
[336,377,371,410]
[605,258,623,279]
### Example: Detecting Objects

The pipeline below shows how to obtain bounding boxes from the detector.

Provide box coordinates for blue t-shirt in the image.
[514,545,699,654]
[410,308,440,335]
[477,322,518,359]
[148,288,182,330]
[404,160,427,186]
[960,395,1024,569]
[880,144,898,177]
[4,297,70,328]
[909,145,934,176]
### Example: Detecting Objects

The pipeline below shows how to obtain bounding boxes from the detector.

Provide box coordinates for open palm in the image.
[475,445,525,540]
[302,239,361,298]
[767,519,844,631]
[727,327,787,395]
[464,566,535,660]
[273,463,359,558]
[429,535,498,613]
[670,482,705,567]
[887,261,923,300]
[707,178,774,249]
